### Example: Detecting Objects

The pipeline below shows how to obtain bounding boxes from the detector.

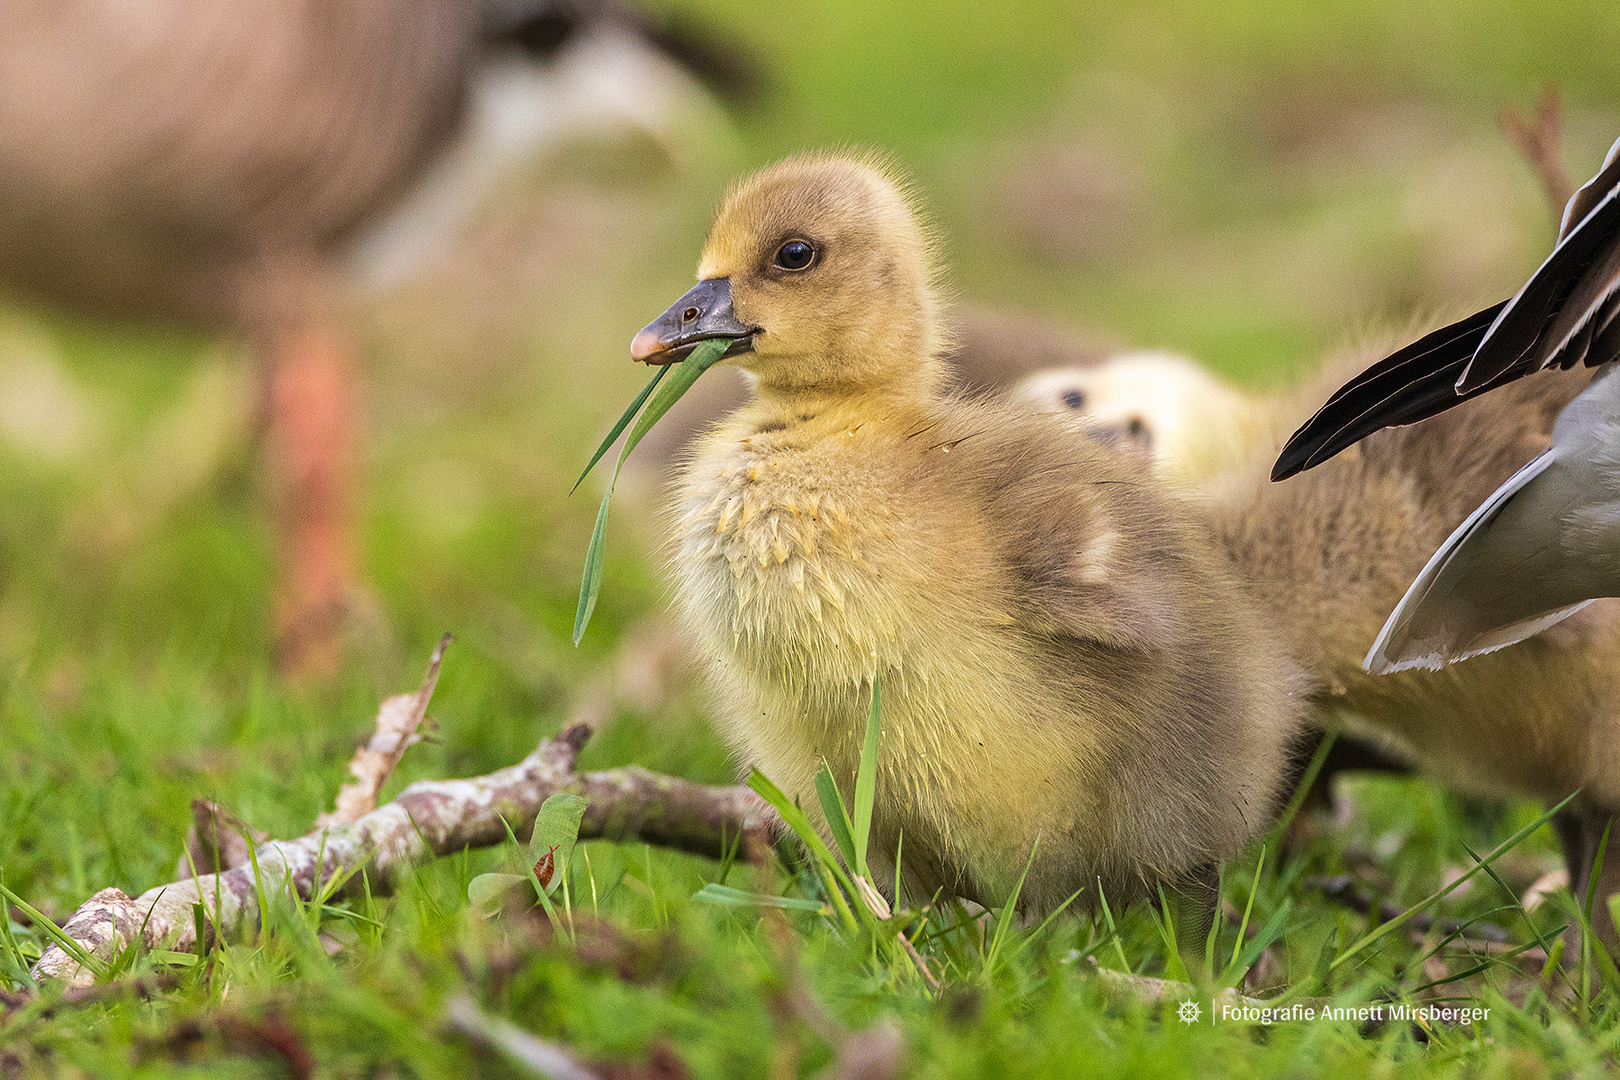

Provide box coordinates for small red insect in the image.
[533,845,559,889]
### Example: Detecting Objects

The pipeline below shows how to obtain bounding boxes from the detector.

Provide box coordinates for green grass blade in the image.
[1580,820,1611,1018]
[1203,864,1223,978]
[1584,820,1610,928]
[245,833,272,946]
[747,769,861,932]
[815,763,858,871]
[1229,897,1292,976]
[716,822,743,887]
[692,883,828,912]
[985,833,1041,977]
[747,769,845,878]
[1458,840,1571,995]
[0,882,106,979]
[146,950,199,968]
[622,339,730,454]
[498,815,562,932]
[1152,883,1188,983]
[1011,887,1085,962]
[1407,933,1564,996]
[1095,879,1132,973]
[109,887,166,978]
[571,364,671,494]
[852,679,881,879]
[1228,845,1265,974]
[893,832,906,911]
[573,338,729,644]
[0,889,38,993]
[573,494,614,644]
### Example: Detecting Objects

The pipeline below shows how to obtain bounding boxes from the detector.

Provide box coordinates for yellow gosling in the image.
[631,153,1303,916]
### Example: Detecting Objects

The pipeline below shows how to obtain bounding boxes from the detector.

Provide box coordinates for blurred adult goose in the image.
[0,0,746,672]
[636,153,1304,916]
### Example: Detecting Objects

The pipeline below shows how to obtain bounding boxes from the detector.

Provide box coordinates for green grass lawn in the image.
[5,1,1620,1074]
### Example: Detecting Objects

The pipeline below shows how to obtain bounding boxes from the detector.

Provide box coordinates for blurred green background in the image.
[3,0,1620,913]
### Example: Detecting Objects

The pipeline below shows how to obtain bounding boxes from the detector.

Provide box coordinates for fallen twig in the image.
[445,995,603,1080]
[317,633,449,827]
[1500,87,1574,222]
[31,722,773,986]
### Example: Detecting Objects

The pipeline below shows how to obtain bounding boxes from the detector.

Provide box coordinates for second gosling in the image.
[631,153,1303,915]
[1011,351,1274,488]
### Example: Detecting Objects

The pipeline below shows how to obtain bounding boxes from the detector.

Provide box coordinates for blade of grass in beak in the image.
[572,365,671,495]
[574,337,731,644]
[624,338,732,450]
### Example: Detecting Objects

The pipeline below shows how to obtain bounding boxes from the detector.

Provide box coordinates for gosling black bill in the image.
[1273,134,1620,482]
[630,278,757,364]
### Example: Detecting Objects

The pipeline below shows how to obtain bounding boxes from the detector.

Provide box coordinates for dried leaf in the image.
[534,847,557,888]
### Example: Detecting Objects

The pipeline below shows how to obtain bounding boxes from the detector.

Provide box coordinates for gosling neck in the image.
[742,351,947,416]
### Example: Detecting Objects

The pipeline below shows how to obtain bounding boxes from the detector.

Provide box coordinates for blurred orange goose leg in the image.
[266,324,358,679]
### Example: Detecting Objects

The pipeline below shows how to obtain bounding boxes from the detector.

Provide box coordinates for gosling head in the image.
[630,152,946,396]
[1013,352,1223,450]
[1012,351,1265,480]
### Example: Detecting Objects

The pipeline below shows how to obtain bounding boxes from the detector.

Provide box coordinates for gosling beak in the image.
[630,278,757,364]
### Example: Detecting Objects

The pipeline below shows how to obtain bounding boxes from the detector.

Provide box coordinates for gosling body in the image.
[646,154,1302,912]
[674,393,1298,910]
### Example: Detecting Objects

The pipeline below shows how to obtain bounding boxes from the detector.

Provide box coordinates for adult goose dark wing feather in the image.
[1273,135,1620,482]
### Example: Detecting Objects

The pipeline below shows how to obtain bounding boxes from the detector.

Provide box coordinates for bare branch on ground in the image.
[316,632,450,827]
[31,722,773,986]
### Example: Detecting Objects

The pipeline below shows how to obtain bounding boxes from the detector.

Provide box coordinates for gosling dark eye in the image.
[1126,417,1151,448]
[774,239,816,271]
[1060,388,1085,410]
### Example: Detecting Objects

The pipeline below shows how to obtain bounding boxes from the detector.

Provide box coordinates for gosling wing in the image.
[1273,135,1620,482]
[1364,362,1620,673]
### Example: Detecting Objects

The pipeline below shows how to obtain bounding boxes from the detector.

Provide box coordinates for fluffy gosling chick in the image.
[1012,352,1273,487]
[634,153,1303,914]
